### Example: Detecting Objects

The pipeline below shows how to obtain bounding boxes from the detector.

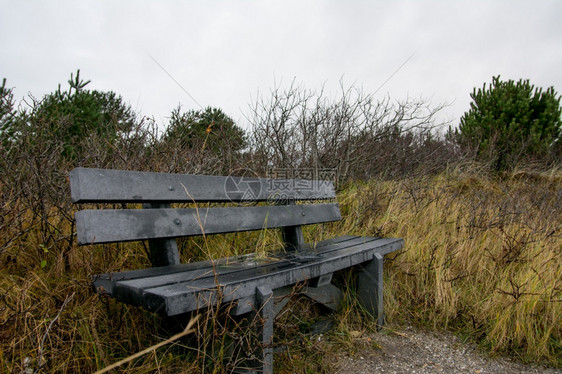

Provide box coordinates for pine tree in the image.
[458,76,561,170]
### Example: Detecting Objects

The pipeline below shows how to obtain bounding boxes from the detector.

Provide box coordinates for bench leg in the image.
[231,286,283,373]
[356,253,384,330]
[253,285,274,374]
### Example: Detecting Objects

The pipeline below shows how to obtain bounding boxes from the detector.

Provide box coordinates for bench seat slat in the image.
[107,236,373,303]
[70,167,336,203]
[127,237,404,315]
[76,203,341,245]
[93,236,359,296]
[93,236,359,289]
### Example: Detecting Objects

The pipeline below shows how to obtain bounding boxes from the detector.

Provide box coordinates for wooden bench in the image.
[70,167,404,373]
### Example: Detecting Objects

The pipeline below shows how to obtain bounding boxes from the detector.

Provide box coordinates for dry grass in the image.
[0,167,560,372]
[332,165,561,366]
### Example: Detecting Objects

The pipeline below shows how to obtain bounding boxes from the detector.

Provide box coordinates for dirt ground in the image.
[332,326,560,374]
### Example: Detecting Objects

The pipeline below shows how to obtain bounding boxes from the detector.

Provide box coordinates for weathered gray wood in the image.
[280,201,304,251]
[272,287,294,316]
[255,286,274,374]
[93,261,234,296]
[143,203,180,266]
[75,204,341,245]
[230,286,294,317]
[140,238,404,316]
[92,236,403,316]
[109,237,379,298]
[281,225,304,251]
[357,253,385,329]
[108,236,379,305]
[70,167,336,203]
[92,236,360,296]
[70,165,407,372]
[308,273,333,288]
[93,263,200,296]
[304,283,343,311]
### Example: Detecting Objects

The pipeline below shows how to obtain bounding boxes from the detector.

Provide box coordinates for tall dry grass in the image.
[332,165,561,365]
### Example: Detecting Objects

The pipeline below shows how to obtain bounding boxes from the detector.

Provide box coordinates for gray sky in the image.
[1,1,561,130]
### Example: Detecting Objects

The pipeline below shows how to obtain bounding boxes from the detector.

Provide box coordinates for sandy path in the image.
[332,326,560,374]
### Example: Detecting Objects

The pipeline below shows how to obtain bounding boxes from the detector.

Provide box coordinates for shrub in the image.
[0,78,16,133]
[458,76,561,171]
[4,70,137,161]
[247,81,453,180]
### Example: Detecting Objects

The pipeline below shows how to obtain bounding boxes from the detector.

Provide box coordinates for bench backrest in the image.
[70,168,341,266]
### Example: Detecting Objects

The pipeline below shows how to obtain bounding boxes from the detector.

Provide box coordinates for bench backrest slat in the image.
[70,168,336,203]
[75,204,341,245]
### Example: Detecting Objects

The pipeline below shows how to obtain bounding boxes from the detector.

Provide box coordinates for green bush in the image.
[458,76,561,170]
[163,106,246,153]
[0,78,17,145]
[4,70,137,160]
[160,106,247,174]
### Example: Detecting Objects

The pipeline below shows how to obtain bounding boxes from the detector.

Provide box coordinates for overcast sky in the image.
[1,1,561,131]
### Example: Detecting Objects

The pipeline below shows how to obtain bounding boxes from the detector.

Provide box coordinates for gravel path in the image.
[333,326,560,374]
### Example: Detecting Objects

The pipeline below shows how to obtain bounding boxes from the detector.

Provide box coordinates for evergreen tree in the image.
[12,70,137,160]
[162,106,246,154]
[0,78,16,145]
[458,76,561,170]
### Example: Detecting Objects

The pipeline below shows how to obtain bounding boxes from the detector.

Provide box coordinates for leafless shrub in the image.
[246,80,456,181]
